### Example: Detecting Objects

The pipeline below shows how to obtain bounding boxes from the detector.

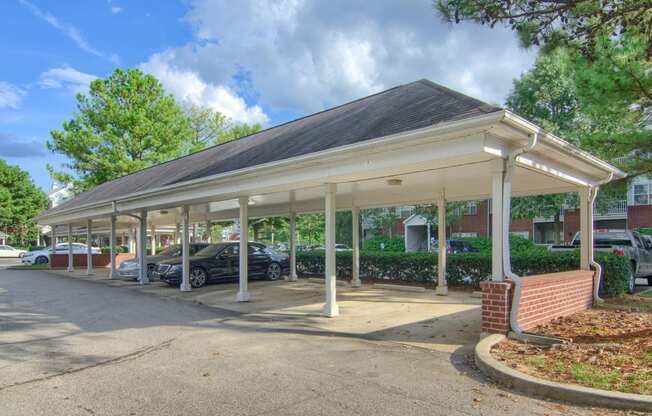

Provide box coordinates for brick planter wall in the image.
[480,270,594,334]
[50,253,135,268]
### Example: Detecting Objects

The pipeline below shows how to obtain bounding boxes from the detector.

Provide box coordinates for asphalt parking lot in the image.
[0,268,639,416]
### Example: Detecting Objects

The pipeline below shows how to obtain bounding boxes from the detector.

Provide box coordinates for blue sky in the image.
[0,0,536,191]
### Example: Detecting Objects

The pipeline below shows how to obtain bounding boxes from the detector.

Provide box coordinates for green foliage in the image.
[186,105,262,151]
[460,235,547,256]
[0,160,48,245]
[363,208,399,238]
[434,0,651,57]
[100,245,128,254]
[47,68,194,192]
[296,249,630,296]
[362,236,405,252]
[637,228,652,236]
[296,213,324,245]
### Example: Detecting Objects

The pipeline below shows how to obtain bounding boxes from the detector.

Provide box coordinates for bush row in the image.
[296,250,630,296]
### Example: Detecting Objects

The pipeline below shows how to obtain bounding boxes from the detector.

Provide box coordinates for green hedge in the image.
[296,250,630,296]
[361,236,405,252]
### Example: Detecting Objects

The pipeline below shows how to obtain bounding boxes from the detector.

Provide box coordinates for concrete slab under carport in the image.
[42,268,481,352]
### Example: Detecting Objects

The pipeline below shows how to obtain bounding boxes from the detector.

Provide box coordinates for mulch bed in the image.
[491,299,652,396]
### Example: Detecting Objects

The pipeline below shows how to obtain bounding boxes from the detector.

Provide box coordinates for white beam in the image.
[436,197,448,295]
[180,206,191,292]
[351,206,361,288]
[237,197,250,302]
[323,183,339,317]
[109,215,116,279]
[67,223,74,272]
[86,219,93,276]
[491,160,505,281]
[139,210,149,284]
[288,211,298,282]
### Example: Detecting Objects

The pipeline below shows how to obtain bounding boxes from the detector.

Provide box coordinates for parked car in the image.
[21,243,101,265]
[0,245,27,258]
[155,242,289,288]
[118,243,209,280]
[550,229,652,293]
[312,244,352,252]
[431,240,480,254]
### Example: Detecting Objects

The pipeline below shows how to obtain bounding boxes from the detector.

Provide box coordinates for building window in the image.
[465,202,478,215]
[634,184,650,205]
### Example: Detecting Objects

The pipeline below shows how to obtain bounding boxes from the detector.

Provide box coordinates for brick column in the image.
[480,280,513,334]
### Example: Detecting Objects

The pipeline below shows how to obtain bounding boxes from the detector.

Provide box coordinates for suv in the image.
[551,229,652,292]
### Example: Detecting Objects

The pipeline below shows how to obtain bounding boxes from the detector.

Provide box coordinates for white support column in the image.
[323,183,339,317]
[109,215,117,279]
[192,224,197,243]
[67,223,74,272]
[128,228,135,254]
[205,220,212,243]
[491,160,505,281]
[180,206,191,292]
[139,211,149,284]
[86,219,93,276]
[579,187,591,270]
[288,211,298,282]
[351,206,361,288]
[237,197,250,302]
[436,197,448,295]
[175,223,181,245]
[149,224,156,255]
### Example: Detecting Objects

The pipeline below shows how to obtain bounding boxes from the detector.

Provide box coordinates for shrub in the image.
[296,249,630,295]
[362,236,405,252]
[460,235,546,255]
[100,245,127,254]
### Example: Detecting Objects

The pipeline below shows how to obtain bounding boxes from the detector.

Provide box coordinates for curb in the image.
[475,334,652,412]
[372,283,426,292]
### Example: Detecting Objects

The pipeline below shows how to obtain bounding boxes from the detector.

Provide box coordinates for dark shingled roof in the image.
[44,79,501,216]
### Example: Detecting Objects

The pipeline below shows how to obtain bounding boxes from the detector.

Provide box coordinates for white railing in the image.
[594,200,627,219]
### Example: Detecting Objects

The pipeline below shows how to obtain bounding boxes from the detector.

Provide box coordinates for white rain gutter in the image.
[504,132,539,335]
[588,172,615,304]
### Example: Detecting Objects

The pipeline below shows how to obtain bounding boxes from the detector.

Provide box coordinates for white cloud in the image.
[39,67,97,94]
[111,6,123,14]
[140,54,268,125]
[0,82,25,109]
[145,0,536,117]
[19,0,120,64]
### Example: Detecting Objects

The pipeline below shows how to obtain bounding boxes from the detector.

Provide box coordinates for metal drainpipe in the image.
[588,172,614,304]
[505,132,539,335]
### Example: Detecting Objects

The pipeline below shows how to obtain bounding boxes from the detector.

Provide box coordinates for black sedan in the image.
[155,242,290,288]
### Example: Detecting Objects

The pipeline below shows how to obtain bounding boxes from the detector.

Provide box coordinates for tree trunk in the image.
[553,212,561,244]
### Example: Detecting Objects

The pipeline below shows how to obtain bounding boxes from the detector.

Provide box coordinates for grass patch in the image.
[569,363,619,390]
[639,288,652,298]
[6,264,49,270]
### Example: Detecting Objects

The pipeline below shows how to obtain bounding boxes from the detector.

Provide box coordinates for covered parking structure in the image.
[36,79,623,332]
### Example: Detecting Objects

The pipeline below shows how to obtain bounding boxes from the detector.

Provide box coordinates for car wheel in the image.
[190,267,208,288]
[266,262,282,281]
[628,265,636,294]
[35,256,48,264]
[648,277,652,287]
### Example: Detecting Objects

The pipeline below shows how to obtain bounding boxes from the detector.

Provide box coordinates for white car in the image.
[21,243,101,265]
[0,245,27,258]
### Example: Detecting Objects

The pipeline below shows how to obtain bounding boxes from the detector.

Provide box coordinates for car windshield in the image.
[195,244,228,257]
[158,245,181,256]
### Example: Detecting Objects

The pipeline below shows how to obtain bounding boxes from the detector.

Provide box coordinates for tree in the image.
[47,68,194,192]
[415,201,467,237]
[434,0,651,56]
[573,35,652,175]
[297,214,325,245]
[185,105,262,151]
[364,208,399,238]
[0,159,48,245]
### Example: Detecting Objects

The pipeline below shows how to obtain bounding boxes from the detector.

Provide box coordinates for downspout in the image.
[505,132,539,335]
[588,172,614,304]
